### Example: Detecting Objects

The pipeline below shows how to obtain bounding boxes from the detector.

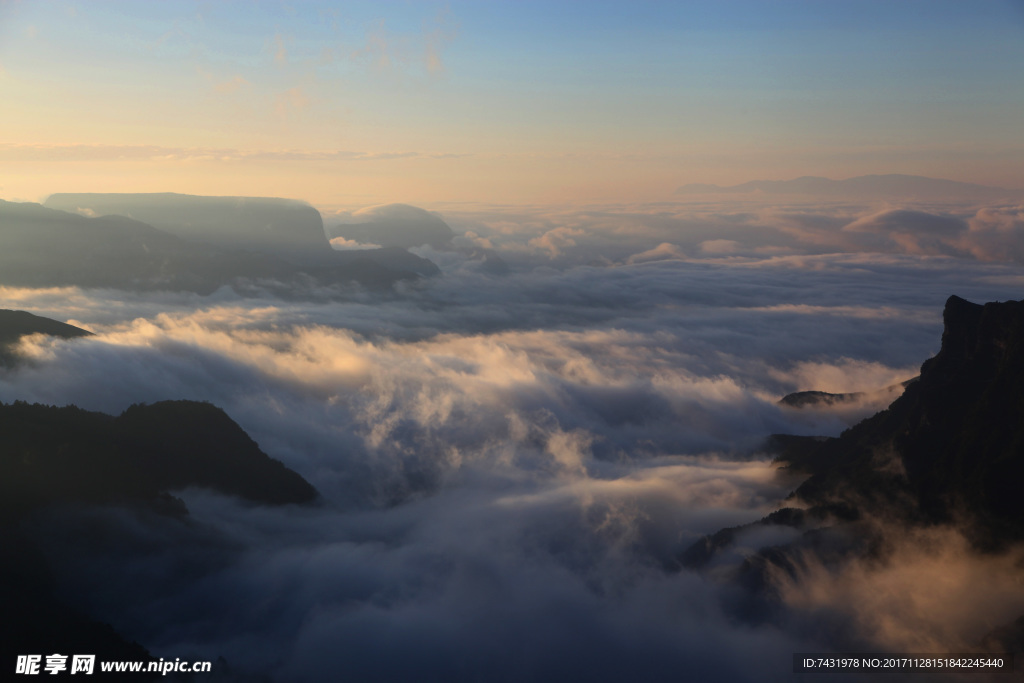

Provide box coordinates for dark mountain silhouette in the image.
[0,399,317,673]
[682,295,1024,646]
[339,246,441,276]
[0,399,317,518]
[676,174,1020,200]
[0,199,422,294]
[0,526,157,677]
[778,296,1024,543]
[0,310,92,366]
[0,310,92,346]
[778,378,916,408]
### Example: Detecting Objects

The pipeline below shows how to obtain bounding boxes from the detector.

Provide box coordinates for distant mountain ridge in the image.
[44,193,333,267]
[41,193,443,288]
[676,174,1020,199]
[0,198,433,294]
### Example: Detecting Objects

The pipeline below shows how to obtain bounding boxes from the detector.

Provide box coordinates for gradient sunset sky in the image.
[1,0,1022,208]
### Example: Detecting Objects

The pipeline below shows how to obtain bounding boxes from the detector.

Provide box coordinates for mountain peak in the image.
[685,294,1024,579]
[928,296,1024,379]
[781,294,1024,543]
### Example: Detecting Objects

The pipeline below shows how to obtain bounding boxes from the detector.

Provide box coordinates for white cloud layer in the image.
[4,196,1024,680]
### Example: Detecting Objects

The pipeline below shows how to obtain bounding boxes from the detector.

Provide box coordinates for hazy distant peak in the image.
[351,203,441,221]
[675,174,1019,199]
[329,203,454,249]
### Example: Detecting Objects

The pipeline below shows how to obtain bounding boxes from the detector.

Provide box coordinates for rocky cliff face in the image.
[777,295,1024,546]
[682,296,1024,638]
[677,295,1024,653]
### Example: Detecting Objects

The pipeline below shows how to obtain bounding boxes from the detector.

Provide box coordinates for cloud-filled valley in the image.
[6,0,1024,676]
[3,191,1024,681]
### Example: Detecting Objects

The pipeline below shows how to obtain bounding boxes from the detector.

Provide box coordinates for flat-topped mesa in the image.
[44,193,334,267]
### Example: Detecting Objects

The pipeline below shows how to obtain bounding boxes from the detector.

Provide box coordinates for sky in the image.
[1,0,1023,207]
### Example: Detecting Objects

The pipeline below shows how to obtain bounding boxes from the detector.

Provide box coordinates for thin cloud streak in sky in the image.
[0,143,469,164]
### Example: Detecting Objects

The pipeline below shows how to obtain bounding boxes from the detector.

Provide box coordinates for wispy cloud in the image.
[272,33,289,66]
[274,85,310,119]
[214,74,249,94]
[350,7,459,76]
[195,65,249,95]
[150,21,194,51]
[351,20,396,71]
[0,143,469,163]
[424,6,459,75]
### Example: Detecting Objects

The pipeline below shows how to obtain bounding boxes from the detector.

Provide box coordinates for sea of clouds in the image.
[4,197,1024,681]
